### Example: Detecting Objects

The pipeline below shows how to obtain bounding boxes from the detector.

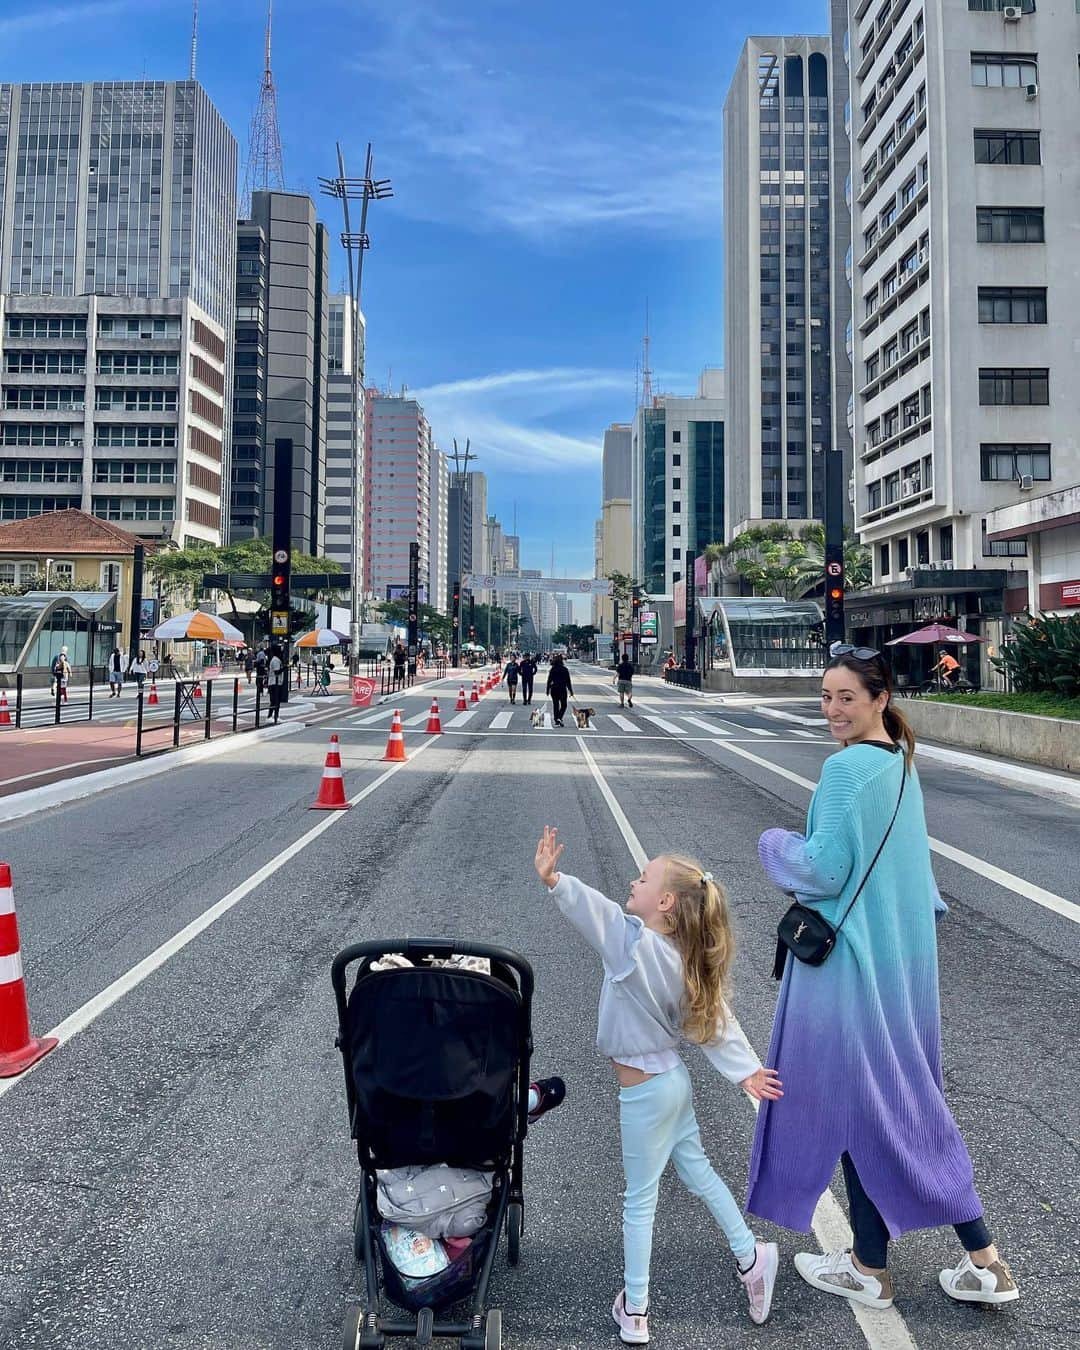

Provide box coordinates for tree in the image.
[146,536,343,617]
[376,599,452,648]
[552,623,597,651]
[705,524,871,601]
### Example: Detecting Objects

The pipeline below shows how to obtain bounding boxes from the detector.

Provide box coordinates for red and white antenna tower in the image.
[242,0,286,214]
[641,300,654,407]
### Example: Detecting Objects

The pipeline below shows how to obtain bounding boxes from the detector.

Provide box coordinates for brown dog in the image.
[572,706,596,729]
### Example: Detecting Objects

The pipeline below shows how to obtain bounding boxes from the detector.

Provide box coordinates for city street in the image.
[0,663,1075,1349]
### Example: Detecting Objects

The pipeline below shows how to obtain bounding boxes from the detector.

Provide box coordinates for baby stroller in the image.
[332,938,534,1349]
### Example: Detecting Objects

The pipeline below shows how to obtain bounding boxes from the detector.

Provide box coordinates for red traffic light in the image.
[273,573,286,588]
[829,587,843,601]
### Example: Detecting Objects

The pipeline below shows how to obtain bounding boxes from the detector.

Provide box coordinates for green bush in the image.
[990,612,1080,698]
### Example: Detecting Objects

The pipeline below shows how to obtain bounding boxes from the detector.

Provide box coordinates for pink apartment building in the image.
[364,391,433,601]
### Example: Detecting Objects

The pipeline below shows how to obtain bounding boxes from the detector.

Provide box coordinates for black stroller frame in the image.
[332,939,535,1350]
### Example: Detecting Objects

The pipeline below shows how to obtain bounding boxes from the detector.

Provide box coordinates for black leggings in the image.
[842,1152,991,1269]
[521,676,534,703]
[550,690,568,723]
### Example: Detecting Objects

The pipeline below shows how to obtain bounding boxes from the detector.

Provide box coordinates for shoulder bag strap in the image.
[832,758,907,940]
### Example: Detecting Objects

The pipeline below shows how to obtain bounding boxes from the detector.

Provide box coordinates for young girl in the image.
[534,827,783,1344]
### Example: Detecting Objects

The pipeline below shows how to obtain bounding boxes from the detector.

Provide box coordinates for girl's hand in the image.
[741,1067,784,1102]
[534,827,565,888]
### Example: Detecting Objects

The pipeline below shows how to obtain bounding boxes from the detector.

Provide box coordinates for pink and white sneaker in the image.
[737,1241,779,1324]
[612,1289,650,1344]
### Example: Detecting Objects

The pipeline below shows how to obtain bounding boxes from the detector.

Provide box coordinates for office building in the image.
[364,390,432,601]
[428,446,448,614]
[839,0,1080,649]
[0,81,235,542]
[598,422,633,631]
[630,371,726,596]
[230,192,329,553]
[724,37,846,536]
[447,468,487,606]
[324,293,365,574]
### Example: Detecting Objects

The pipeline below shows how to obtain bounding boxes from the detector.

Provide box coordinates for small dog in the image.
[573,706,596,729]
[529,708,547,728]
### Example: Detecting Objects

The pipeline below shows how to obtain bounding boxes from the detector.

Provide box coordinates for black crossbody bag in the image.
[772,760,906,980]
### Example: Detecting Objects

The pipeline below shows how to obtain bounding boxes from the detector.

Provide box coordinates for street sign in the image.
[274,548,289,565]
[270,609,289,636]
[351,676,376,708]
[639,610,659,645]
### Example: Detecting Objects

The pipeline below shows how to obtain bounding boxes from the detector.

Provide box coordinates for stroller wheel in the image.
[506,1201,523,1266]
[342,1306,363,1350]
[484,1309,502,1350]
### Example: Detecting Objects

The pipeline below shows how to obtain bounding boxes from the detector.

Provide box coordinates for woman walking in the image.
[545,652,573,727]
[130,649,148,692]
[503,655,520,703]
[748,647,1018,1310]
[519,653,537,705]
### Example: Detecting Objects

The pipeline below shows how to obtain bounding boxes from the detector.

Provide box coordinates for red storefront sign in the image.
[1037,578,1080,609]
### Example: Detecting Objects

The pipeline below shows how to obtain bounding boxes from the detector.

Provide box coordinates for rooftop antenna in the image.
[189,0,198,80]
[241,0,286,214]
[641,300,654,407]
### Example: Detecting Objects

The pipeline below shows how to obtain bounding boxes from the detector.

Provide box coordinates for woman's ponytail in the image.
[884,699,916,769]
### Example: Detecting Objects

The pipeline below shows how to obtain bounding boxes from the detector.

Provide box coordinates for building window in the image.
[979,443,1051,480]
[897,537,910,571]
[879,543,890,575]
[969,0,1034,10]
[916,530,930,565]
[672,548,681,560]
[93,460,177,484]
[974,128,1040,164]
[865,355,880,384]
[970,53,1039,87]
[672,477,681,489]
[976,205,1044,241]
[672,501,681,513]
[673,524,681,536]
[978,286,1046,322]
[938,524,954,561]
[672,430,681,443]
[868,481,882,511]
[100,562,121,591]
[979,367,1049,404]
[92,496,176,523]
[672,454,681,466]
[982,521,1028,556]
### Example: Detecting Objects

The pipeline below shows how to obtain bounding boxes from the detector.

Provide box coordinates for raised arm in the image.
[700,1008,761,1084]
[534,828,639,976]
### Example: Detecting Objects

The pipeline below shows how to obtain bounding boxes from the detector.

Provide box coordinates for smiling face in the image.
[821,663,889,745]
[627,856,677,931]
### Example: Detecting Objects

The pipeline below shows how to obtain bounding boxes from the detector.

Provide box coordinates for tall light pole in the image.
[319,143,392,676]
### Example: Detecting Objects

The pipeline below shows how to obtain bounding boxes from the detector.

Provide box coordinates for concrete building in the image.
[230,192,329,554]
[363,390,432,601]
[0,81,235,543]
[724,37,847,536]
[428,446,448,615]
[630,371,726,597]
[323,293,365,574]
[447,469,486,607]
[597,422,633,633]
[592,516,605,629]
[839,0,1080,651]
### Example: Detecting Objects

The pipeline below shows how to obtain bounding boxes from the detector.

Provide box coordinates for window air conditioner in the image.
[1018,473,1033,490]
[917,250,928,266]
[1002,5,1023,20]
[1025,83,1038,100]
[939,561,954,570]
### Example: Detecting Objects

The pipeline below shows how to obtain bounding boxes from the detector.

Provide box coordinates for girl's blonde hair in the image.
[660,853,735,1044]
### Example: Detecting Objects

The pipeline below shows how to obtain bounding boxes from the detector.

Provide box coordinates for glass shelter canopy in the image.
[0,591,117,675]
[696,596,825,675]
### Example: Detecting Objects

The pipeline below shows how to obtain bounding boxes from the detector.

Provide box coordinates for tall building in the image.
[597,422,633,632]
[630,372,726,596]
[447,468,487,606]
[230,192,329,553]
[364,390,432,601]
[323,293,365,573]
[428,446,448,614]
[592,516,605,629]
[839,0,1080,641]
[724,37,846,536]
[0,81,236,542]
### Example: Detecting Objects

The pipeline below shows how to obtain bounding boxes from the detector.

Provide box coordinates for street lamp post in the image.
[319,143,392,678]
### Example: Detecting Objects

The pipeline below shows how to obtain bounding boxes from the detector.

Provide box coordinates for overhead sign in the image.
[464,574,612,596]
[639,610,659,645]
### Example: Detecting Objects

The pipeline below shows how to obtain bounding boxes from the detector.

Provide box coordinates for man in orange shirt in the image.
[931,651,960,688]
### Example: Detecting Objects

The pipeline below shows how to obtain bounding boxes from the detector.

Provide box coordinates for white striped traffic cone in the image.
[382,709,407,762]
[309,734,351,810]
[0,863,58,1077]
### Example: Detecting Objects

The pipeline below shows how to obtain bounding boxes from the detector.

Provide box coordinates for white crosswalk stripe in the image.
[679,715,724,734]
[489,711,513,729]
[608,714,640,732]
[405,710,432,726]
[744,726,776,737]
[445,710,477,727]
[642,714,683,734]
[792,729,821,739]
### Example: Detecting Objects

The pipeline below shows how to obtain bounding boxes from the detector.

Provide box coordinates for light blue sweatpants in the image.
[619,1059,756,1308]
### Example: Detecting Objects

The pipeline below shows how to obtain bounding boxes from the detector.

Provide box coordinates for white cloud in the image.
[0,0,130,37]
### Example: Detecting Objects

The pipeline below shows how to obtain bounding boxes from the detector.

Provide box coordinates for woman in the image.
[130,649,148,692]
[545,653,574,726]
[502,655,520,704]
[267,643,285,723]
[748,647,1018,1310]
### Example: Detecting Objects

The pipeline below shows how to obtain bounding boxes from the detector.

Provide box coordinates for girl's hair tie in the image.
[701,871,713,885]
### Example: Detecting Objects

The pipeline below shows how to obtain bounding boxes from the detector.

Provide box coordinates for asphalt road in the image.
[0,663,1076,1349]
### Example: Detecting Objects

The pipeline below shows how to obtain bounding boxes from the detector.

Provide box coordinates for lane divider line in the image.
[574,735,917,1350]
[0,737,438,1100]
[712,740,1078,927]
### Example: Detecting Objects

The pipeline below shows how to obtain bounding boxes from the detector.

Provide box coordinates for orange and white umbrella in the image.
[152,610,245,642]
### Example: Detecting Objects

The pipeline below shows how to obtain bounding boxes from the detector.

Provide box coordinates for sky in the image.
[0,0,826,611]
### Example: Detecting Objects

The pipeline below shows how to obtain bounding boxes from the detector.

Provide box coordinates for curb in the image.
[0,720,306,825]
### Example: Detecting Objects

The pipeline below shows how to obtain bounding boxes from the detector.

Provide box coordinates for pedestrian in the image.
[253,645,268,690]
[533,827,783,1342]
[108,645,125,698]
[244,647,254,685]
[615,653,635,708]
[53,647,71,702]
[518,653,537,705]
[503,655,520,703]
[748,647,1018,1311]
[545,652,574,727]
[130,649,148,692]
[267,643,285,723]
[393,640,407,689]
[291,648,301,688]
[50,647,66,696]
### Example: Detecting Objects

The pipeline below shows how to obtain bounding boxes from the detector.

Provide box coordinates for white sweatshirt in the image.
[549,873,761,1085]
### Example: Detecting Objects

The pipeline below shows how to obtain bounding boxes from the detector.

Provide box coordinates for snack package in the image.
[380,1224,449,1279]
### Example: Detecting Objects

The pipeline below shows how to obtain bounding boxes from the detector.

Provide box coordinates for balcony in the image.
[858,30,924,146]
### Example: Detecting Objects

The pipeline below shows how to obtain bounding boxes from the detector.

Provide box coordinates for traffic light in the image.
[631,589,641,617]
[825,561,845,635]
[269,550,290,639]
[469,625,476,640]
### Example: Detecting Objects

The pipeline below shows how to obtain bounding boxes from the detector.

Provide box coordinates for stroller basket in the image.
[332,939,534,1350]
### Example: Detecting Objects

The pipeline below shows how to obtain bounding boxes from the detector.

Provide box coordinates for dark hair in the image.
[825,653,915,768]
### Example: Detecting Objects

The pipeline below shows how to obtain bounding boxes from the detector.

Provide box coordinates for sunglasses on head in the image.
[830,644,881,661]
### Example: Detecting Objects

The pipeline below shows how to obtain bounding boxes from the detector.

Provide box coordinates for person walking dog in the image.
[748,646,1018,1311]
[545,652,574,727]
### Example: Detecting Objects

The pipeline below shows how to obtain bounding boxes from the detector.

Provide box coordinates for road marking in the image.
[679,715,726,735]
[489,711,513,729]
[349,708,395,726]
[641,714,683,734]
[0,738,438,1101]
[792,729,821,739]
[445,710,477,727]
[575,735,917,1350]
[0,754,133,789]
[713,740,1079,926]
[743,726,776,737]
[608,715,640,733]
[404,709,432,726]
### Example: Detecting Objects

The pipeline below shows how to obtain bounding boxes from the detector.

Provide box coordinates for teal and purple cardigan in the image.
[747,742,984,1237]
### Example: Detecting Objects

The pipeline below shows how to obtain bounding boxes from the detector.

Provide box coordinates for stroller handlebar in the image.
[331,937,535,1005]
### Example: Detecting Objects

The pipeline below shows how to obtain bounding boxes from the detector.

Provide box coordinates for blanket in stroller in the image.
[377,1164,494,1238]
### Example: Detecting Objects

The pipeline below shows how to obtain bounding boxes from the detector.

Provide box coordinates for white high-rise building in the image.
[324,295,365,574]
[839,0,1080,645]
[428,447,448,615]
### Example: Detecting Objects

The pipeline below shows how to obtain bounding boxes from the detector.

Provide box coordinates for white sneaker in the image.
[611,1289,649,1344]
[939,1253,1019,1305]
[737,1241,779,1324]
[794,1249,894,1309]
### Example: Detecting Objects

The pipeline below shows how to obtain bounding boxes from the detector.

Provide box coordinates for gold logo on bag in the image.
[793,921,807,941]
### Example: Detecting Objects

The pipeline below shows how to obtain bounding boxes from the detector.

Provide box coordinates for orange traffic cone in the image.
[455,686,467,711]
[309,734,351,810]
[425,699,442,734]
[382,709,407,762]
[0,691,11,727]
[147,680,159,707]
[0,863,58,1077]
[469,681,479,704]
[193,680,203,699]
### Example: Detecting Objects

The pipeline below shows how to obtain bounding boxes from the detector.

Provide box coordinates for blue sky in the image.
[1,0,825,604]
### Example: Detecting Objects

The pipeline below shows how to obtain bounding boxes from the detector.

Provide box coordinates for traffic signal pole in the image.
[451,579,461,667]
[824,440,846,647]
[271,437,293,703]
